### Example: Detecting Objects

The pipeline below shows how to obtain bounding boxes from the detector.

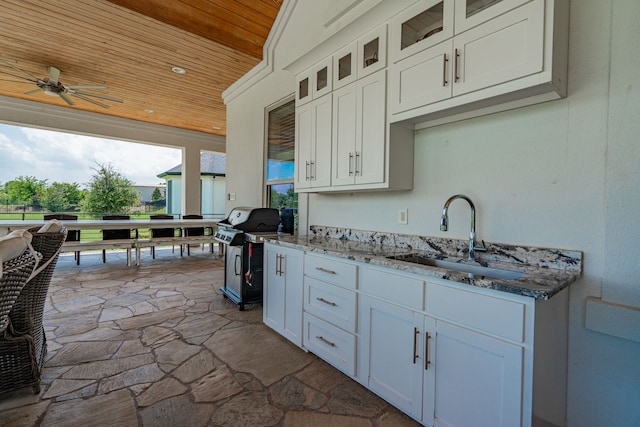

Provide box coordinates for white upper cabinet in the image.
[295,68,312,107]
[357,25,388,79]
[389,0,564,124]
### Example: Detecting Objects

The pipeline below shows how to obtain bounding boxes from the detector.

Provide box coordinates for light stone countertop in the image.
[264,226,583,300]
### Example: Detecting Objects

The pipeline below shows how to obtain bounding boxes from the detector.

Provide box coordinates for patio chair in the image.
[0,250,41,395]
[101,215,137,263]
[5,226,67,393]
[44,214,80,264]
[181,214,214,256]
[149,214,178,258]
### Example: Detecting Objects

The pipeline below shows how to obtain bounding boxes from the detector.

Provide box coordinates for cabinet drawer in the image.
[304,313,356,376]
[359,267,424,311]
[304,277,357,333]
[304,254,357,289]
[426,283,526,342]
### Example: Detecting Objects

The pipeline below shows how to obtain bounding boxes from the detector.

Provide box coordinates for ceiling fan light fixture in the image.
[171,66,186,74]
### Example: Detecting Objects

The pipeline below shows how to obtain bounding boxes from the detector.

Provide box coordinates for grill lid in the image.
[218,207,281,232]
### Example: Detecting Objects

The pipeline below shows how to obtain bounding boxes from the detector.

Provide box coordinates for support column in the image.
[182,148,201,216]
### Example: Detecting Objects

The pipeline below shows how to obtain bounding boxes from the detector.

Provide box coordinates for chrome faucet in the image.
[440,194,487,261]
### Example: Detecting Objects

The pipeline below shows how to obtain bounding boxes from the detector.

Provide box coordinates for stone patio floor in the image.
[0,247,419,426]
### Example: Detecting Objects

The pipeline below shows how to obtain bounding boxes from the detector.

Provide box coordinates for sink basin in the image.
[387,254,525,281]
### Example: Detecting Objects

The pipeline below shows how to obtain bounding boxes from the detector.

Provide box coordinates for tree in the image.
[151,187,164,203]
[41,182,85,212]
[81,163,139,215]
[3,176,47,205]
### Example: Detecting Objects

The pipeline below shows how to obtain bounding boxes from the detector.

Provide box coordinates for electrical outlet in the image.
[228,192,236,201]
[398,209,408,225]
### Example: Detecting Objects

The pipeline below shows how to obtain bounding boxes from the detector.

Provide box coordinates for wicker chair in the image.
[5,226,68,393]
[0,250,41,395]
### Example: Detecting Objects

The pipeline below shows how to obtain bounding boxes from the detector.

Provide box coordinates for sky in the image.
[0,123,182,187]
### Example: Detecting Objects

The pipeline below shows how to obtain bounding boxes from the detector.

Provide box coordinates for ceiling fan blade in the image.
[24,88,44,95]
[73,90,123,103]
[48,66,61,85]
[59,92,75,106]
[0,58,39,81]
[72,93,109,109]
[66,84,107,90]
[0,78,34,84]
[0,69,37,82]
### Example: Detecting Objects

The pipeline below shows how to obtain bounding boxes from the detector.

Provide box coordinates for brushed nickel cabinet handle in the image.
[349,152,354,176]
[442,53,449,86]
[425,332,432,370]
[305,161,310,180]
[316,297,337,307]
[355,152,361,175]
[316,336,336,347]
[315,267,337,275]
[413,327,420,364]
[454,48,460,83]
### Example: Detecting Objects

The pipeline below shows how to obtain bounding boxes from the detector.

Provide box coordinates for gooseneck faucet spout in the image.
[440,194,487,261]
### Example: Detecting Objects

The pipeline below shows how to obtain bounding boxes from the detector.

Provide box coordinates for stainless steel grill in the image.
[214,207,281,310]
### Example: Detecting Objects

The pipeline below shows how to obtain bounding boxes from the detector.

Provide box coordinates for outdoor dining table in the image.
[0,218,219,236]
[0,218,221,266]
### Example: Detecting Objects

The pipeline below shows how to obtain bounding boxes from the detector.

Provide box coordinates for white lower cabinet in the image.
[264,249,567,427]
[263,243,304,346]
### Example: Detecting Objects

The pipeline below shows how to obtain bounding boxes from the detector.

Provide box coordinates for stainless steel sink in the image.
[387,254,525,281]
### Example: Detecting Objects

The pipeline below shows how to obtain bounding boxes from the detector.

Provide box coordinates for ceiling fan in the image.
[0,58,123,109]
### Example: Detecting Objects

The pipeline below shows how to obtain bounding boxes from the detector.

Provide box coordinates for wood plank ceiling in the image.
[0,0,283,137]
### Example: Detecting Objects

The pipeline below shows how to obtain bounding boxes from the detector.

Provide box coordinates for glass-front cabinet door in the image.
[312,57,333,99]
[454,0,531,33]
[391,0,454,63]
[296,70,311,106]
[333,42,357,90]
[357,25,387,79]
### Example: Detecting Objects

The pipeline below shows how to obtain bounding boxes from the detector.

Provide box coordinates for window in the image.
[265,98,297,234]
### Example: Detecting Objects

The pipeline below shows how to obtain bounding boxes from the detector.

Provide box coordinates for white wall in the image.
[224,1,640,426]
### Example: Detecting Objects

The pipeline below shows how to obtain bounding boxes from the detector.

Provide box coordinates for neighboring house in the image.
[157,153,225,217]
[133,185,165,203]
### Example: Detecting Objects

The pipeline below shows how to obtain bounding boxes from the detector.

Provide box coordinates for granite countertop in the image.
[264,227,583,300]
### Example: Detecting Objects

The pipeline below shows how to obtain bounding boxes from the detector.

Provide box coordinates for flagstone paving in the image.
[0,248,420,426]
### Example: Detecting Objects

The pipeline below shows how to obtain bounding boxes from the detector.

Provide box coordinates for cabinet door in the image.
[391,0,454,63]
[390,40,453,115]
[312,57,333,100]
[281,247,304,345]
[294,102,312,189]
[430,321,523,427]
[359,295,424,419]
[310,94,332,188]
[332,83,358,186]
[455,0,532,34]
[263,245,304,346]
[452,0,544,97]
[357,24,387,79]
[333,42,357,90]
[296,69,312,106]
[355,70,386,185]
[264,246,285,331]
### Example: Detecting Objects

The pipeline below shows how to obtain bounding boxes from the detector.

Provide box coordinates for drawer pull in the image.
[316,335,336,347]
[316,267,337,275]
[316,297,337,307]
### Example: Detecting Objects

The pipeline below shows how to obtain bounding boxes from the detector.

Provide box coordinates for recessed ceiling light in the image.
[212,126,222,130]
[171,66,186,74]
[144,109,154,113]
